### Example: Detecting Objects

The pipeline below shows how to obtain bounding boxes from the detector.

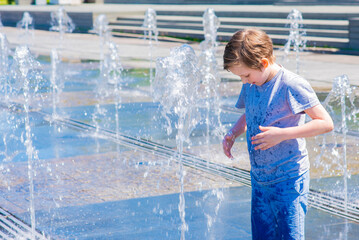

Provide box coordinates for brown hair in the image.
[223,28,275,70]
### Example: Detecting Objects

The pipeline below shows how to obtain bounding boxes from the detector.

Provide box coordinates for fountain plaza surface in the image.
[0,5,359,240]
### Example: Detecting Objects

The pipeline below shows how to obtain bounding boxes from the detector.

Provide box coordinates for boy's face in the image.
[228,61,270,86]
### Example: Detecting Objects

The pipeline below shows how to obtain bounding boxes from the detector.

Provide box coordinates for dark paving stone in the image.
[20,186,358,240]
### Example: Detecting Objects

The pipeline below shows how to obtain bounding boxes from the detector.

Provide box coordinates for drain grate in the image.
[0,104,357,240]
[54,115,359,224]
[309,189,359,223]
[0,208,48,240]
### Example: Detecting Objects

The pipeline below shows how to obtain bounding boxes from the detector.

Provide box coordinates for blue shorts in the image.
[251,171,309,240]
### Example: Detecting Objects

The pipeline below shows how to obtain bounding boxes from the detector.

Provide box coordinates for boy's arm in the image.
[223,113,247,158]
[229,113,247,138]
[251,104,334,151]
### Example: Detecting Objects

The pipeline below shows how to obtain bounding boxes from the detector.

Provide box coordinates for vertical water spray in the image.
[283,9,306,74]
[0,33,12,168]
[154,44,201,239]
[93,14,111,80]
[91,24,112,150]
[16,12,34,43]
[50,48,62,120]
[0,13,3,29]
[106,42,123,156]
[199,13,226,227]
[199,8,223,148]
[50,7,75,42]
[91,65,108,152]
[12,45,43,238]
[203,8,219,44]
[0,33,19,167]
[0,33,10,101]
[337,76,349,213]
[142,8,158,85]
[317,75,358,211]
[91,40,123,154]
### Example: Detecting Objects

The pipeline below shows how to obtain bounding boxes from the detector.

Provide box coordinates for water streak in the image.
[16,12,35,46]
[199,8,224,148]
[50,48,63,120]
[93,14,111,79]
[12,45,43,239]
[17,12,34,33]
[50,7,75,41]
[143,8,158,85]
[154,44,201,239]
[0,33,10,102]
[106,42,123,157]
[0,13,3,29]
[283,9,306,74]
[316,75,358,209]
[203,8,220,44]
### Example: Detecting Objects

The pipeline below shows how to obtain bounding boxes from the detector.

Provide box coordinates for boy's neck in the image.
[265,63,281,84]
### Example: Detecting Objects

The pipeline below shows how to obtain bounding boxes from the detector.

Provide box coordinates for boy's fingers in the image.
[259,125,271,131]
[255,143,268,150]
[252,133,264,140]
[224,149,231,158]
[222,141,229,152]
[222,140,233,158]
[223,136,235,158]
[252,139,265,145]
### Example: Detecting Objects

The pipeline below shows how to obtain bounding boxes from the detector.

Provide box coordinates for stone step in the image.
[115,16,348,30]
[110,20,348,39]
[109,9,356,49]
[110,25,349,48]
[155,10,359,20]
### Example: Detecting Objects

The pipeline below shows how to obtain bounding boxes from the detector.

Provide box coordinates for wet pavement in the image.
[0,4,358,239]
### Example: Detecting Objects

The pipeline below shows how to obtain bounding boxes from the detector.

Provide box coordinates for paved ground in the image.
[2,135,358,239]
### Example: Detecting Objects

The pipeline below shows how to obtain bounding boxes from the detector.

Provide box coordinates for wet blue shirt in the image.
[236,68,320,184]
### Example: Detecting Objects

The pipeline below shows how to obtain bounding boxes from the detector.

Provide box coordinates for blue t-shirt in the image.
[235,67,320,184]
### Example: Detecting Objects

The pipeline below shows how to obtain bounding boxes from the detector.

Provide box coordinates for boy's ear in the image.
[261,58,269,68]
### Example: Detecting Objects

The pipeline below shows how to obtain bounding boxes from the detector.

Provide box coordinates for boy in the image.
[222,28,333,240]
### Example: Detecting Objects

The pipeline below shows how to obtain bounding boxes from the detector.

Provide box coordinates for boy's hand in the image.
[251,126,285,150]
[222,132,235,159]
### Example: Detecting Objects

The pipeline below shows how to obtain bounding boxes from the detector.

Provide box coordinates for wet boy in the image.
[222,28,333,240]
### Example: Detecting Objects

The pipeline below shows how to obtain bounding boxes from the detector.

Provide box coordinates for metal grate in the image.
[0,104,358,239]
[54,114,359,224]
[0,208,48,240]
